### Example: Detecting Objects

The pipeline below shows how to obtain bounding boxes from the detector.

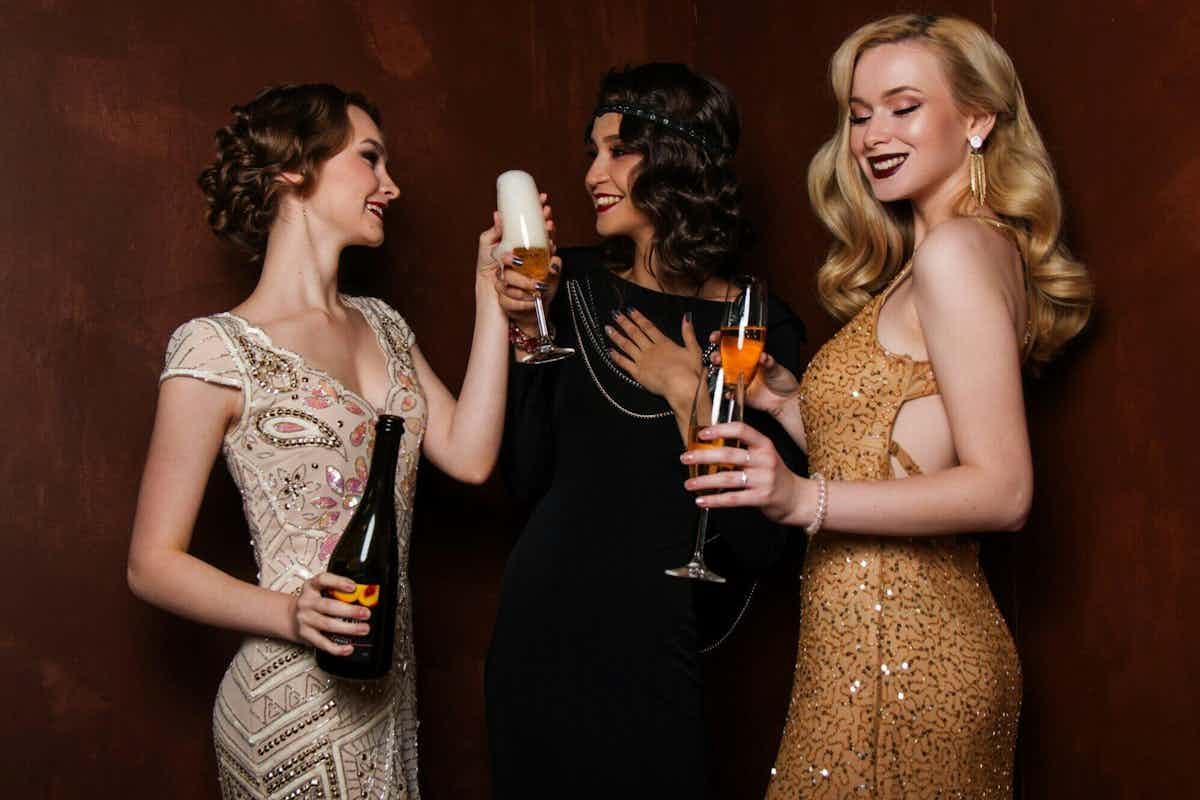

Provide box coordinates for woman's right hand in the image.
[708,330,801,415]
[291,572,371,656]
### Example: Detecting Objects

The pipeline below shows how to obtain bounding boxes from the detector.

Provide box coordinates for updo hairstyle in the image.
[198,83,380,259]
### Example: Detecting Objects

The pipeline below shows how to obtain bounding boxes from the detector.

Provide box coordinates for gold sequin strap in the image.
[888,439,924,476]
[901,357,939,402]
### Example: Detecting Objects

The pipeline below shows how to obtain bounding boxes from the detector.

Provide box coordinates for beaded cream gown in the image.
[765,259,1021,798]
[160,296,425,800]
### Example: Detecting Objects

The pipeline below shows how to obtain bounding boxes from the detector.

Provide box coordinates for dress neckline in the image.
[604,270,728,306]
[221,295,394,414]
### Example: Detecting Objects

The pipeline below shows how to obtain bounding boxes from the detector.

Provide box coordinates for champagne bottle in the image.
[315,415,404,680]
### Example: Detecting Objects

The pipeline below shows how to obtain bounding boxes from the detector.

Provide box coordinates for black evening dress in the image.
[485,248,805,797]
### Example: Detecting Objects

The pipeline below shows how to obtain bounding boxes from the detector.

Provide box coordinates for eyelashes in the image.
[361,150,380,165]
[847,104,922,126]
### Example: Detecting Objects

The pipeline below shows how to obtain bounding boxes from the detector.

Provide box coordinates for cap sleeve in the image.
[160,317,243,389]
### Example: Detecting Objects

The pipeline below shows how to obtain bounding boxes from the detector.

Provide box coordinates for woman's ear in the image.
[967,111,997,145]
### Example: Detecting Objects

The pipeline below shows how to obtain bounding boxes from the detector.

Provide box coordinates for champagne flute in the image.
[667,368,742,584]
[720,275,767,388]
[495,170,574,364]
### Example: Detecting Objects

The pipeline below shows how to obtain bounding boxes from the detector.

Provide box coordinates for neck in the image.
[622,233,704,296]
[247,203,344,317]
[911,163,970,247]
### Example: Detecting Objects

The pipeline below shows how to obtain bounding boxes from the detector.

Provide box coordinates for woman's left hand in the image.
[681,420,814,526]
[606,309,703,411]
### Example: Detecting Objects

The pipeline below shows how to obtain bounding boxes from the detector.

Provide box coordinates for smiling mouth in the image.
[593,194,622,215]
[867,154,909,180]
[366,203,385,220]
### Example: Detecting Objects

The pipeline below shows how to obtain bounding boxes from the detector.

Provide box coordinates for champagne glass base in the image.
[524,345,575,364]
[665,561,727,584]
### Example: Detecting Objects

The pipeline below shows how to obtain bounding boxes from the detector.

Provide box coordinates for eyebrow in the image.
[848,86,926,104]
[587,133,623,147]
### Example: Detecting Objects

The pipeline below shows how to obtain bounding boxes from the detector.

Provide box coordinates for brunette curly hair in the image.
[587,64,752,286]
[198,83,380,259]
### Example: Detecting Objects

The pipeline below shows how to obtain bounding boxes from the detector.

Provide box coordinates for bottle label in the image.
[327,583,381,649]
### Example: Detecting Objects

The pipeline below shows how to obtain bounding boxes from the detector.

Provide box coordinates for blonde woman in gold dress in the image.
[684,15,1092,798]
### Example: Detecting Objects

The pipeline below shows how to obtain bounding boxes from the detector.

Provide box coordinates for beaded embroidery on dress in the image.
[764,264,1021,799]
[161,295,425,800]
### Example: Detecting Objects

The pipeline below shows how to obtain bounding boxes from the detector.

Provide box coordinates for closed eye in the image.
[895,104,921,116]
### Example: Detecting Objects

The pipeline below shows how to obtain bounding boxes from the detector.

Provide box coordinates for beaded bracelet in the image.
[509,321,554,354]
[805,472,828,537]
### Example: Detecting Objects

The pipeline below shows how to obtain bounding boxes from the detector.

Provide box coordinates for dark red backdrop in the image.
[2,2,1196,797]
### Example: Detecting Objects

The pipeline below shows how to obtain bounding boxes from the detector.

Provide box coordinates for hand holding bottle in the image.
[291,572,371,656]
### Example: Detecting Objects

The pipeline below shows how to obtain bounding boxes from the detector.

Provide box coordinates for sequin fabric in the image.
[766,264,1021,798]
[161,296,425,800]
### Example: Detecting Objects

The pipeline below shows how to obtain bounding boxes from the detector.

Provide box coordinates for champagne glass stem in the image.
[533,292,551,341]
[690,507,711,565]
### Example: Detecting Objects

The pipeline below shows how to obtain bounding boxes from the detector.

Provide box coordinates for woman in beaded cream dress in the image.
[126,84,552,799]
[684,16,1093,798]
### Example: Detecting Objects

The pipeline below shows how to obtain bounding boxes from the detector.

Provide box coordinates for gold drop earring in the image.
[968,135,987,208]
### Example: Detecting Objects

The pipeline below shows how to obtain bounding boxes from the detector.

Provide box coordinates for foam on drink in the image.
[496,170,550,282]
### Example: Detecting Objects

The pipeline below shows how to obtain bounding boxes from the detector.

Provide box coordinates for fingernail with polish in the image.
[536,282,550,291]
[684,311,693,324]
[512,256,524,266]
[610,309,621,321]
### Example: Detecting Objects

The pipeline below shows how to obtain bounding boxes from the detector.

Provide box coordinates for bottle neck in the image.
[364,415,404,498]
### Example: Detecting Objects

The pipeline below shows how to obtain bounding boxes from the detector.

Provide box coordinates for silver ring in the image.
[743,450,751,465]
[740,470,748,487]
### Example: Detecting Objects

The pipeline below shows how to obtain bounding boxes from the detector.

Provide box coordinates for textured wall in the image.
[2,1,1195,798]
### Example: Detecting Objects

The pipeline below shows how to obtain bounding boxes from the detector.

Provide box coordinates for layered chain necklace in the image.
[567,273,718,421]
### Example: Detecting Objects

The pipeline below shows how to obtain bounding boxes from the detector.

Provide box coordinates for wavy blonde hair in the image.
[808,14,1092,367]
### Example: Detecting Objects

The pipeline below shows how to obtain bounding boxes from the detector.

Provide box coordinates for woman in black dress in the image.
[485,63,805,797]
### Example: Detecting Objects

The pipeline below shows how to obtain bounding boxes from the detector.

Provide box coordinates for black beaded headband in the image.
[593,102,733,157]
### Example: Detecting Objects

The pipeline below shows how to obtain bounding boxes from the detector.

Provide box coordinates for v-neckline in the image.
[223,296,394,414]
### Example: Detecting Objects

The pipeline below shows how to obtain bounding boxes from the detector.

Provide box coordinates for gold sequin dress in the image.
[765,263,1021,798]
[160,296,425,800]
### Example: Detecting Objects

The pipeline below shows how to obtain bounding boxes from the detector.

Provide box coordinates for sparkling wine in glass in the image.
[667,368,744,584]
[720,275,767,386]
[496,170,574,364]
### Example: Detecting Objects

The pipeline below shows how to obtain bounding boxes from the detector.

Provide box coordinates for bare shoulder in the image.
[911,217,1020,298]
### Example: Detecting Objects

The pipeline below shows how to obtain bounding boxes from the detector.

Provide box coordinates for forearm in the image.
[436,282,511,482]
[127,548,298,642]
[770,395,807,452]
[786,463,1031,536]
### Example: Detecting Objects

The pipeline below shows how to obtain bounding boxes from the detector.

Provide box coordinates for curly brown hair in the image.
[587,63,753,287]
[198,83,381,259]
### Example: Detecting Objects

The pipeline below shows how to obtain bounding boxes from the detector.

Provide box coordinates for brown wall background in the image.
[2,1,1196,797]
